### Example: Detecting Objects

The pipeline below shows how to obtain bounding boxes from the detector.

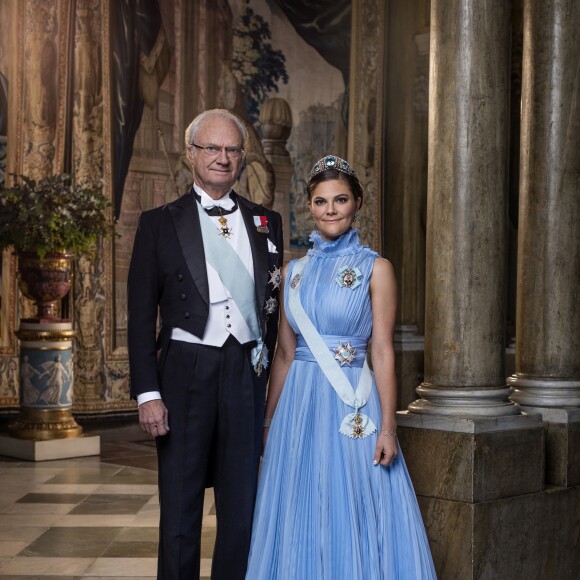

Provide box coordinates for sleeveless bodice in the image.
[285,228,378,344]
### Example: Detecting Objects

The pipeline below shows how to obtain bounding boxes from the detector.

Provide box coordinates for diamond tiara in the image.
[308,155,357,181]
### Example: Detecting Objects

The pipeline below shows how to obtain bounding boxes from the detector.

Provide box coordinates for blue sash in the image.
[196,203,265,371]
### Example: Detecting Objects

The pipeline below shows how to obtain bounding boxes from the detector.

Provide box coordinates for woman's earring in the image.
[311,214,317,229]
[354,211,360,221]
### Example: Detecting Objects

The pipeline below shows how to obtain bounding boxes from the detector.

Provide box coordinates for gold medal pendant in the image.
[352,413,365,438]
[218,216,232,238]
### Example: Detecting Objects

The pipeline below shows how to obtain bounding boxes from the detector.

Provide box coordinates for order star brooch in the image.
[334,341,356,366]
[268,266,281,289]
[264,297,278,315]
[335,266,363,289]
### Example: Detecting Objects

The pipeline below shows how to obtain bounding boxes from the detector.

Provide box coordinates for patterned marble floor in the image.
[0,419,216,579]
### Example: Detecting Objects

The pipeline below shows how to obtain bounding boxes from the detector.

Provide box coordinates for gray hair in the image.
[184,109,247,149]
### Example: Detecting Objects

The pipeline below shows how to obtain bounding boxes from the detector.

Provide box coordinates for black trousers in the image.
[155,337,262,580]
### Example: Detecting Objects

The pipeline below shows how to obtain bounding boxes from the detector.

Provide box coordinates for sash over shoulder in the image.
[288,256,376,439]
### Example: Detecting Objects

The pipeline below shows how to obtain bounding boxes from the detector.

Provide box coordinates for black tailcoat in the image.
[127,190,283,398]
[127,190,283,580]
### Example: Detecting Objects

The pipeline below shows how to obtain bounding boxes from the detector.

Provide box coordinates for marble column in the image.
[508,0,580,409]
[407,0,517,417]
[507,0,580,487]
[396,1,554,577]
[383,0,430,410]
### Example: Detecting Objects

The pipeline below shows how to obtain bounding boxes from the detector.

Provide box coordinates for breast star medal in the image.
[264,297,278,315]
[268,266,281,289]
[342,269,356,287]
[334,341,356,366]
[254,344,269,377]
[335,265,363,289]
[218,215,232,238]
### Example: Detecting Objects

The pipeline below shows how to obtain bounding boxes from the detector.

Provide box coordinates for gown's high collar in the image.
[308,228,362,258]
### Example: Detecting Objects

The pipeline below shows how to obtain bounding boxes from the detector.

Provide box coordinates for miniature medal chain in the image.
[352,407,364,438]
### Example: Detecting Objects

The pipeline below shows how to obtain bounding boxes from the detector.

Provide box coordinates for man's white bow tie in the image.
[202,197,235,211]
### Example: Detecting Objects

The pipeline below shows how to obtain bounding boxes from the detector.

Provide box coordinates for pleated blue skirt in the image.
[246,358,437,580]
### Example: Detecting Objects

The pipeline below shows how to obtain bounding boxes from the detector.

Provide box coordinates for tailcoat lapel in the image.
[237,195,269,324]
[168,192,210,305]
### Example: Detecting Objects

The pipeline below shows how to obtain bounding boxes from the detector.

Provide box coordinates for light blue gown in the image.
[246,229,436,580]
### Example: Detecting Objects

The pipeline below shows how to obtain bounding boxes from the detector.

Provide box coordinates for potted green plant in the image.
[0,173,111,321]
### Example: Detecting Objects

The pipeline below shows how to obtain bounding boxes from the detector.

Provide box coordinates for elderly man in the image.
[128,109,283,579]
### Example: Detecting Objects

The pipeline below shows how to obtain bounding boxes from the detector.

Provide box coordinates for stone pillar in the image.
[383,0,430,410]
[508,0,580,487]
[394,1,570,577]
[407,0,516,418]
[260,98,293,258]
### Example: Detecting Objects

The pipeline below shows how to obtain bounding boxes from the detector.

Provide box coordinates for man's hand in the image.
[139,399,170,437]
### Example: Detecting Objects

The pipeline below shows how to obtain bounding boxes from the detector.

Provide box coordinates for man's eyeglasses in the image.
[190,143,245,159]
